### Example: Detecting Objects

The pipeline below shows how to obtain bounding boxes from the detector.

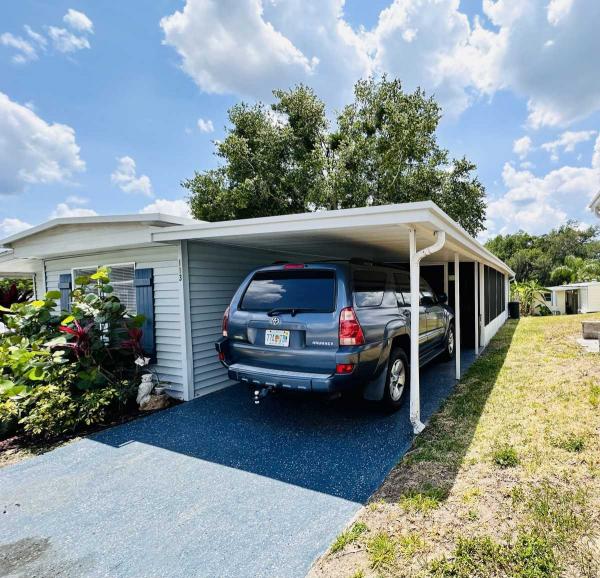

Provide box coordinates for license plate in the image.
[265,329,290,347]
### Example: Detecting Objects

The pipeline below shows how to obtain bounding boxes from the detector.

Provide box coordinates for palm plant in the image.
[550,255,600,284]
[511,280,549,316]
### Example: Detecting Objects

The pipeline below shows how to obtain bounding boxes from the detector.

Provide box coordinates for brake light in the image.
[336,363,355,374]
[283,263,305,269]
[339,307,365,346]
[222,306,230,337]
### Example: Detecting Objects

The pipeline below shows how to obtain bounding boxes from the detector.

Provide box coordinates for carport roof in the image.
[153,201,514,275]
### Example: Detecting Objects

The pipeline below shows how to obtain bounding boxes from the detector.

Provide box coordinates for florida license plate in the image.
[265,329,290,347]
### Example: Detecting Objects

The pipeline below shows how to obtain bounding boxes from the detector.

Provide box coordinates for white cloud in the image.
[198,118,215,132]
[487,134,600,235]
[140,198,193,218]
[547,0,574,26]
[197,118,214,133]
[111,156,153,197]
[0,217,32,238]
[513,136,532,159]
[0,32,38,63]
[65,195,89,205]
[49,202,98,219]
[63,9,94,33]
[0,92,85,195]
[2,11,92,63]
[161,0,600,127]
[48,26,90,53]
[541,130,596,161]
[161,0,319,100]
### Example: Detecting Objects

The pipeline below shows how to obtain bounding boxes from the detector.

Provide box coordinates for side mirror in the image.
[438,293,448,304]
[420,296,435,307]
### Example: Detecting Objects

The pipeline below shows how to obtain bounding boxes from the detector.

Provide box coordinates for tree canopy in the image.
[185,77,487,236]
[485,221,600,285]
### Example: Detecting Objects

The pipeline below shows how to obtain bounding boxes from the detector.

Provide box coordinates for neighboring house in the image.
[590,190,600,218]
[0,202,513,424]
[547,281,600,315]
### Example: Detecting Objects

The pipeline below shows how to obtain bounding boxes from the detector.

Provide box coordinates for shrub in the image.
[0,267,147,440]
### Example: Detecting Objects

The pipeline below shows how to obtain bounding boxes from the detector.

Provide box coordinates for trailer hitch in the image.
[254,385,275,405]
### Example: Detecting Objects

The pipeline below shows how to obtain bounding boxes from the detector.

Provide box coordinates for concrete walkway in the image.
[0,351,476,578]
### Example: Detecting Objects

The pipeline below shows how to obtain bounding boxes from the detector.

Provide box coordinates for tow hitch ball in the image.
[254,386,274,405]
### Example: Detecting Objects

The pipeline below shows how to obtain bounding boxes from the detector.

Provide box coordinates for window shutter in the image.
[134,268,156,360]
[58,274,72,312]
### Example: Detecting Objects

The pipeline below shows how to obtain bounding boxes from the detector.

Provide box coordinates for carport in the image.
[153,201,513,433]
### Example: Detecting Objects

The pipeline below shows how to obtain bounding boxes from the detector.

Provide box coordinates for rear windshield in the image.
[240,269,336,312]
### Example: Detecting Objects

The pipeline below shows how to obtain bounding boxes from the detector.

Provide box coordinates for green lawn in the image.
[310,314,600,578]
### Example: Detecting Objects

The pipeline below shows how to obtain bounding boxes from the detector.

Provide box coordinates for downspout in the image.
[409,229,446,434]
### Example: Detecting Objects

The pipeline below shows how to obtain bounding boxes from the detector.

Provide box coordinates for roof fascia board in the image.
[153,202,514,276]
[0,213,196,248]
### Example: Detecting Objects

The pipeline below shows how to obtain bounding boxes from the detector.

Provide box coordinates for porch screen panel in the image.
[483,266,505,325]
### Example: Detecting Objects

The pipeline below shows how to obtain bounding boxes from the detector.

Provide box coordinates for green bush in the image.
[0,267,146,440]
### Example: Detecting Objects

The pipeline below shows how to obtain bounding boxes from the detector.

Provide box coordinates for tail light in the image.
[336,363,355,374]
[339,307,365,346]
[222,306,230,337]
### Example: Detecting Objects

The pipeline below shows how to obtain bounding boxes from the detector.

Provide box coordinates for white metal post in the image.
[454,253,461,380]
[474,262,479,355]
[408,228,446,434]
[409,228,424,434]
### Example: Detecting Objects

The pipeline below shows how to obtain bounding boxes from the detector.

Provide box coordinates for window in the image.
[420,279,437,305]
[72,263,136,312]
[240,270,335,312]
[353,269,387,308]
[393,272,411,306]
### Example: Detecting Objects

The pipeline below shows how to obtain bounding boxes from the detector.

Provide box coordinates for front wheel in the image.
[382,348,409,410]
[441,323,455,361]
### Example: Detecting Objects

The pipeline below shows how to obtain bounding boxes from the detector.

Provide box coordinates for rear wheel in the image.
[441,323,455,361]
[382,348,409,410]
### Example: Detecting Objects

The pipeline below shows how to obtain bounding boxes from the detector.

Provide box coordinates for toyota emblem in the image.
[271,316,281,326]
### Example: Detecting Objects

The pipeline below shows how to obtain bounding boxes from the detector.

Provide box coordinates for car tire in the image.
[382,348,409,411]
[441,323,455,361]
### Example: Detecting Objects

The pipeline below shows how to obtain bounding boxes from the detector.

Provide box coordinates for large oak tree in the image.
[185,77,486,236]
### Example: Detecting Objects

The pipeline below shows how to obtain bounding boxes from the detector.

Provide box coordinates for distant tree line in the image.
[485,221,600,286]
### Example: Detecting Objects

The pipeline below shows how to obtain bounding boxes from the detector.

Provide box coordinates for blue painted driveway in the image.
[0,351,475,578]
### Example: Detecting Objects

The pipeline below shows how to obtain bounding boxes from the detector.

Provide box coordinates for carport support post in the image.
[408,227,446,435]
[454,253,461,380]
[474,262,480,356]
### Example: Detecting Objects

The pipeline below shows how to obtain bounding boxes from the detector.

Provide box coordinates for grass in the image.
[399,484,448,513]
[309,314,600,578]
[492,444,519,468]
[330,522,368,553]
[366,533,396,569]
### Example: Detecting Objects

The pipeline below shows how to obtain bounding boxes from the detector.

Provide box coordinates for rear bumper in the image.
[215,337,379,393]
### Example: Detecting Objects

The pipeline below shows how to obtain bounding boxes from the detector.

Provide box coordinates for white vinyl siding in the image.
[44,245,185,398]
[187,242,309,398]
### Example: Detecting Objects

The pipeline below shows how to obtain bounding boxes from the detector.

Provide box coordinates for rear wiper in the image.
[267,307,318,317]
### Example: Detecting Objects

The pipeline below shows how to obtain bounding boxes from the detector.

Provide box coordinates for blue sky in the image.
[1,0,599,242]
